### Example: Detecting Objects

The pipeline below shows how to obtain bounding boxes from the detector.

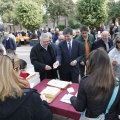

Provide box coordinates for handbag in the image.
[80,86,119,120]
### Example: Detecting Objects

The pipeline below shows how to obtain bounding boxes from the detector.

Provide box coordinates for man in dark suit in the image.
[2,32,16,54]
[53,27,83,83]
[30,33,58,81]
[92,31,113,52]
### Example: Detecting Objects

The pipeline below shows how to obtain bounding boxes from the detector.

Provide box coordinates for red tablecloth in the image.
[34,79,80,120]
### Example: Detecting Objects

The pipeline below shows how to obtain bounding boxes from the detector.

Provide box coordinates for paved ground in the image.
[16,45,74,120]
[16,45,32,64]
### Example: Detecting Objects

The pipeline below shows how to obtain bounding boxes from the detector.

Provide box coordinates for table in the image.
[16,36,29,42]
[34,79,80,120]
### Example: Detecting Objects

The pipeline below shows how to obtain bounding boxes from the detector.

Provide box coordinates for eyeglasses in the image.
[4,55,14,68]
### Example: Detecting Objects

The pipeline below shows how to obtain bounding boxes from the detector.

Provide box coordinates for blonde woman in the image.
[0,55,52,120]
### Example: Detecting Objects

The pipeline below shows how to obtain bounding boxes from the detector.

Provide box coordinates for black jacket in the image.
[0,89,52,120]
[30,43,58,80]
[92,39,113,52]
[70,77,120,120]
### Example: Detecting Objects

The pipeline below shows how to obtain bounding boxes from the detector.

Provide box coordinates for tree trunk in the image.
[13,25,16,33]
[20,23,22,30]
[53,19,55,28]
[9,25,12,32]
[56,16,59,27]
[112,18,116,24]
[118,18,120,25]
[65,17,67,27]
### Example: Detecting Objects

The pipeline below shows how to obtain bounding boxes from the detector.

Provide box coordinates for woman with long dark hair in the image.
[70,48,120,120]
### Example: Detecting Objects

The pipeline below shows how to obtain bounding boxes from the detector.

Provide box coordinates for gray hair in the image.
[40,33,49,41]
[101,31,109,35]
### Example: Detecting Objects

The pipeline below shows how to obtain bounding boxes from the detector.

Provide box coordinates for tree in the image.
[0,0,23,32]
[0,0,43,31]
[45,0,75,27]
[15,0,43,33]
[0,0,19,23]
[63,0,75,17]
[108,1,120,24]
[46,0,65,27]
[76,0,108,28]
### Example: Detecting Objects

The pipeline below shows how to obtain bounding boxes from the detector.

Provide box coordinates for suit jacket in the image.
[92,39,113,52]
[57,40,82,74]
[30,43,57,75]
[2,37,16,50]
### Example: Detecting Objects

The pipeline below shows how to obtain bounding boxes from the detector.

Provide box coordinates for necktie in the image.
[68,42,71,57]
[85,39,90,58]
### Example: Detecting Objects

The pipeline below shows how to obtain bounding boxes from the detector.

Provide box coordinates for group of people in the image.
[30,25,118,83]
[0,24,120,120]
[30,25,120,119]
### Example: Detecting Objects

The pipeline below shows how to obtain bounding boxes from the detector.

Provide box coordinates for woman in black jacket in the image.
[70,48,120,120]
[0,54,52,120]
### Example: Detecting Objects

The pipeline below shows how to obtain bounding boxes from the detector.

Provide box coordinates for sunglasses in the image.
[4,55,14,68]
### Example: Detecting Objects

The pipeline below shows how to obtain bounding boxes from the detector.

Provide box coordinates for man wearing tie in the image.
[92,31,113,52]
[75,25,94,77]
[53,27,82,83]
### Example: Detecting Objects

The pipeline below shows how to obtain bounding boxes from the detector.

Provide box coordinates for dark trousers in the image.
[40,70,58,81]
[59,70,79,83]
[80,64,85,78]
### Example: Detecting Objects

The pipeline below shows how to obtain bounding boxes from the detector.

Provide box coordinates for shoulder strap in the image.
[81,75,88,80]
[105,86,119,114]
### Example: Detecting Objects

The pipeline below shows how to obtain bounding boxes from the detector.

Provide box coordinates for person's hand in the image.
[112,60,117,66]
[80,61,85,66]
[45,65,52,70]
[53,61,59,69]
[40,94,47,101]
[70,60,77,66]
